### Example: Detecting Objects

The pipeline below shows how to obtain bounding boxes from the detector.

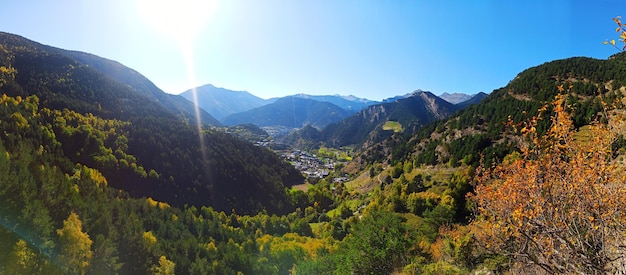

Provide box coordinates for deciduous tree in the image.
[604,16,626,51]
[150,255,176,275]
[57,212,93,275]
[471,92,626,273]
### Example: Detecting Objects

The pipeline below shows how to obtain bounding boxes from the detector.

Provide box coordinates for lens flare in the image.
[136,0,217,167]
[182,43,208,164]
[0,213,60,268]
[137,0,215,44]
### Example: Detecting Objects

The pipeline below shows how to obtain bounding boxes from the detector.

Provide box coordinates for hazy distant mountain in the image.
[180,84,268,120]
[455,92,488,109]
[180,84,378,121]
[290,93,378,111]
[221,96,354,128]
[439,92,474,104]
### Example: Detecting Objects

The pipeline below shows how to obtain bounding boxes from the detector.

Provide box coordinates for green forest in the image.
[0,92,477,273]
[2,23,626,274]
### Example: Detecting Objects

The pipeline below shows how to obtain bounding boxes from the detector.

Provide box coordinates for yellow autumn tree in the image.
[57,212,93,275]
[7,239,38,274]
[150,255,176,275]
[471,90,626,273]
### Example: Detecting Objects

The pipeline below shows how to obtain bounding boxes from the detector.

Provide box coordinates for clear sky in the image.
[2,0,624,100]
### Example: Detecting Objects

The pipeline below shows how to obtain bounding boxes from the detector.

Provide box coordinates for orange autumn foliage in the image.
[471,92,626,274]
[604,16,626,51]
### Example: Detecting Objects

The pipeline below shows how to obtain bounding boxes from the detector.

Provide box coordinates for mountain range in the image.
[182,84,484,136]
[180,85,378,121]
[356,52,626,171]
[280,90,486,149]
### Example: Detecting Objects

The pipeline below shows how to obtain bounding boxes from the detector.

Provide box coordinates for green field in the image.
[317,146,353,161]
[382,121,403,132]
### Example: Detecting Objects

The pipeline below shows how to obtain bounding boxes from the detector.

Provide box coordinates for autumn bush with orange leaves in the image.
[604,16,626,51]
[470,85,626,274]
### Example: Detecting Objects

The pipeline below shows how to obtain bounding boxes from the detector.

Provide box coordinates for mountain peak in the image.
[180,84,267,120]
[222,96,353,129]
[438,92,475,104]
[382,89,432,103]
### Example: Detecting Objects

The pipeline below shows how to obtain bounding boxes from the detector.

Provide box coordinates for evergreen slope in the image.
[62,51,222,126]
[0,97,314,273]
[0,32,220,126]
[359,53,626,169]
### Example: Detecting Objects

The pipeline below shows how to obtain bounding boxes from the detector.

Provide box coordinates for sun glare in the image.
[137,0,216,166]
[137,0,216,46]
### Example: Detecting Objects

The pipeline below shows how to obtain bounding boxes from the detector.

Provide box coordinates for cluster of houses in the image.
[280,150,335,179]
[232,129,350,182]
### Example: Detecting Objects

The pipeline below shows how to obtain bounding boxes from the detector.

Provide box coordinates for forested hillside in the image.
[358,52,626,170]
[0,96,312,273]
[0,32,303,215]
[319,50,626,273]
[63,51,222,127]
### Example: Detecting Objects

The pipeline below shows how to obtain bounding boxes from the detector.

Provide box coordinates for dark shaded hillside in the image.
[455,92,488,109]
[278,124,324,150]
[0,32,219,126]
[180,84,267,120]
[62,51,222,126]
[222,96,354,128]
[10,49,161,120]
[0,32,303,214]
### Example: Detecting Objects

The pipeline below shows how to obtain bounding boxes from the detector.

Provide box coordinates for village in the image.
[279,149,350,183]
[223,125,351,183]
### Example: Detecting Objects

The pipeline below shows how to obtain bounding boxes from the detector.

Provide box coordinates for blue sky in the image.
[2,1,624,100]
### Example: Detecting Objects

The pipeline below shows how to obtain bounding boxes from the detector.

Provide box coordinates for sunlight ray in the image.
[136,0,217,169]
